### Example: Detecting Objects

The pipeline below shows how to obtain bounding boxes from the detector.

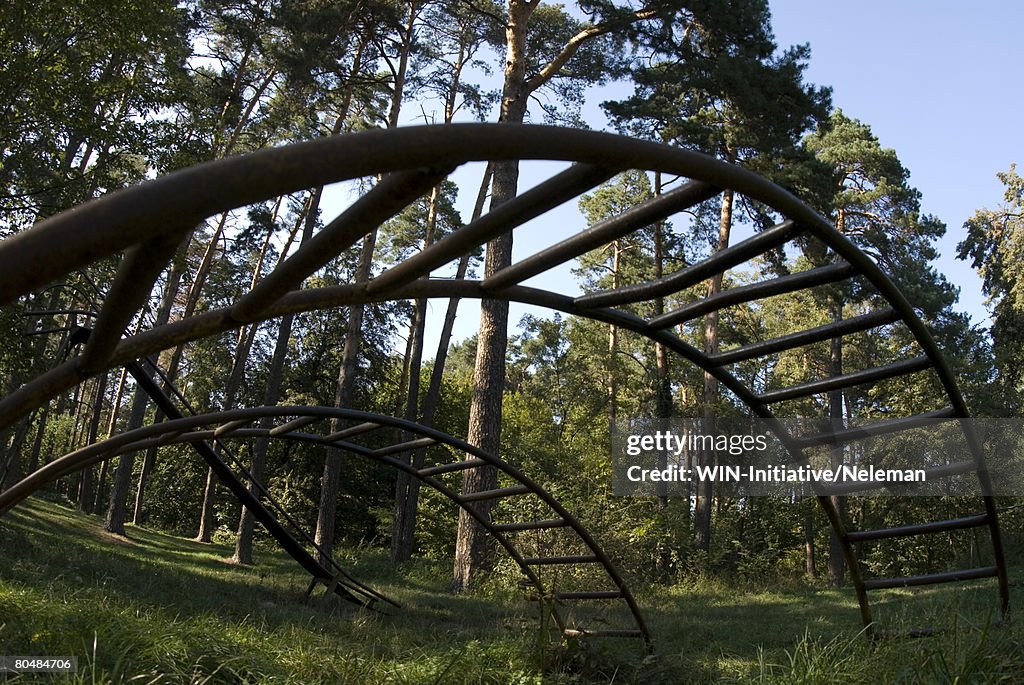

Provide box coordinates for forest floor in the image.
[1,497,1022,684]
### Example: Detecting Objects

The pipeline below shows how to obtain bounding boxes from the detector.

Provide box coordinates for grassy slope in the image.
[1,498,1022,684]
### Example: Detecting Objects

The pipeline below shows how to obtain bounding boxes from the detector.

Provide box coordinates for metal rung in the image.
[373,437,437,456]
[483,180,719,291]
[325,422,380,441]
[794,407,956,448]
[492,518,568,532]
[157,429,189,446]
[817,458,977,497]
[847,513,989,543]
[757,356,932,404]
[459,485,532,503]
[418,458,487,477]
[575,219,801,309]
[554,591,624,600]
[649,262,857,329]
[269,415,320,436]
[213,419,251,437]
[563,629,642,638]
[523,555,599,565]
[863,566,998,590]
[921,460,977,480]
[366,163,618,294]
[709,307,901,366]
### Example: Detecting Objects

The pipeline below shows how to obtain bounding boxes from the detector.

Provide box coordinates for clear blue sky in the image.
[770,1,1024,326]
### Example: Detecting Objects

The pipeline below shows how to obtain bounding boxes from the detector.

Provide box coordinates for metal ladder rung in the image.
[863,566,998,590]
[366,163,618,295]
[574,219,801,309]
[373,437,437,456]
[459,485,531,502]
[484,180,719,292]
[709,307,901,366]
[418,458,487,477]
[846,513,989,543]
[757,355,932,404]
[794,407,956,448]
[649,261,857,329]
[817,458,977,496]
[922,460,978,479]
[563,628,642,638]
[523,555,599,565]
[325,422,380,441]
[268,415,320,436]
[492,518,568,532]
[213,419,251,437]
[157,429,189,446]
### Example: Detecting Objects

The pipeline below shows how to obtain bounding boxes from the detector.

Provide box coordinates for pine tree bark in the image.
[827,297,846,586]
[78,370,108,513]
[104,383,150,535]
[315,17,410,566]
[104,257,180,535]
[827,209,847,586]
[232,312,292,564]
[804,497,817,578]
[653,173,671,510]
[391,161,492,561]
[695,185,734,552]
[450,0,533,592]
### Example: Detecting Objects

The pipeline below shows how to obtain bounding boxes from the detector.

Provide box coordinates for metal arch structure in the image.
[0,123,1009,639]
[0,400,655,646]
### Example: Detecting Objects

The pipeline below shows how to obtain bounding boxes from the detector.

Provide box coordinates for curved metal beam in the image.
[0,406,653,649]
[0,123,1007,635]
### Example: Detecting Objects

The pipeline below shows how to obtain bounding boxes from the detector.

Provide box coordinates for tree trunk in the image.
[78,370,108,513]
[827,297,846,586]
[804,497,816,578]
[695,184,734,552]
[195,468,219,542]
[390,298,426,562]
[104,383,150,535]
[315,236,373,564]
[25,404,49,479]
[93,365,129,512]
[232,190,319,564]
[196,224,275,538]
[233,312,292,564]
[452,6,533,592]
[826,208,847,586]
[653,172,670,510]
[315,18,411,566]
[392,166,492,563]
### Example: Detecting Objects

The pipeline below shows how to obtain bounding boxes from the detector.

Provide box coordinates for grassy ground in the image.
[1,497,1022,684]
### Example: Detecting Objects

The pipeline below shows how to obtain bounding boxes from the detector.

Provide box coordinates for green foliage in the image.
[959,164,1024,409]
[0,0,193,228]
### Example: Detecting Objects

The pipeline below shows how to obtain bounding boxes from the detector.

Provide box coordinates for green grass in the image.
[1,498,1022,683]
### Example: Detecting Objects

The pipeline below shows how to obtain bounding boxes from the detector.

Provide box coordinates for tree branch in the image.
[524,5,660,94]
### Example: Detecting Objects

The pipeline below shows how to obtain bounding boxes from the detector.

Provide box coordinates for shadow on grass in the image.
[0,498,528,647]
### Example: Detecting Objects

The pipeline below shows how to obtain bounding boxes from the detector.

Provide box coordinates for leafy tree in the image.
[453,0,689,592]
[802,110,962,584]
[0,0,192,229]
[605,0,830,554]
[958,164,1024,411]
